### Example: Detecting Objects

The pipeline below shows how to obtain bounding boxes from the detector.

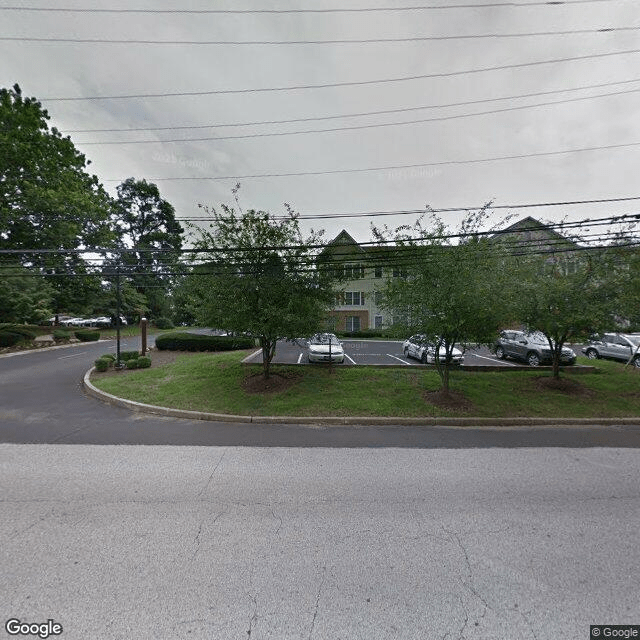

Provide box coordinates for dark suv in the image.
[494,330,577,367]
[581,333,640,367]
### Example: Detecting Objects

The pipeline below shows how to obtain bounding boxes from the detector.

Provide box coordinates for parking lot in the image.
[243,339,543,367]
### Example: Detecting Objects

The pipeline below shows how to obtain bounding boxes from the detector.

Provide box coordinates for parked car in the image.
[494,330,576,366]
[581,333,640,367]
[94,316,112,328]
[402,335,464,365]
[307,333,345,363]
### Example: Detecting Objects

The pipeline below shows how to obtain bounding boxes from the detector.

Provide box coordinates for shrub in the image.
[155,332,255,352]
[137,356,152,368]
[0,331,22,347]
[335,330,385,339]
[74,329,100,342]
[0,324,37,339]
[118,350,139,361]
[53,329,71,340]
[153,317,174,330]
[94,357,110,372]
[100,353,116,362]
[126,358,139,369]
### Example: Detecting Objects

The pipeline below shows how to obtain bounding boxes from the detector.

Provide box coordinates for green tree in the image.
[0,84,115,315]
[0,265,53,324]
[113,178,184,318]
[374,209,511,394]
[186,203,336,379]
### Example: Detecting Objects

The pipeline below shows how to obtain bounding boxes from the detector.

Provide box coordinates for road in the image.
[2,444,639,639]
[1,337,639,639]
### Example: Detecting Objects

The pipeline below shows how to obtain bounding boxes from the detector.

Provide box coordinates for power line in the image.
[63,77,640,134]
[42,48,640,101]
[74,87,640,146]
[104,141,640,182]
[0,2,619,14]
[5,27,640,46]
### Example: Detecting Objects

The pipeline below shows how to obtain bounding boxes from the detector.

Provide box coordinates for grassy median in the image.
[90,351,640,418]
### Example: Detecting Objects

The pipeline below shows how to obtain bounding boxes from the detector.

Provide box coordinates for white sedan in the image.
[307,333,345,364]
[402,335,464,365]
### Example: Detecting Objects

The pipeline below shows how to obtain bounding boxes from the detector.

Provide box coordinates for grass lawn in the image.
[91,351,640,418]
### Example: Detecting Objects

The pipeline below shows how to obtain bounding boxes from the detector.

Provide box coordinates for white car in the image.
[307,333,345,364]
[402,335,464,365]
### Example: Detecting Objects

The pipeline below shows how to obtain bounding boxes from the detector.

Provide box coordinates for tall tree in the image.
[0,84,114,316]
[186,202,336,379]
[0,265,53,324]
[374,209,511,394]
[113,178,183,318]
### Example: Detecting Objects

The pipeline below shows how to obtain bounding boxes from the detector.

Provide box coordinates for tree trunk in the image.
[261,338,276,380]
[442,364,450,395]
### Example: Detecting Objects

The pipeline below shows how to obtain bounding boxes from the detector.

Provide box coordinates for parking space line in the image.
[58,351,88,359]
[297,353,303,364]
[386,354,410,365]
[242,348,263,363]
[472,354,516,366]
[344,354,357,364]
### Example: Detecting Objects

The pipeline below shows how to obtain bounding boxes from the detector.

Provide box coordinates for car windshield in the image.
[310,334,340,345]
[622,335,640,347]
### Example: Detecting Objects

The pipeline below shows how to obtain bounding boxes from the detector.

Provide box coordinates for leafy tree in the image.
[374,209,511,394]
[0,84,115,314]
[0,265,53,324]
[515,249,618,378]
[113,178,184,318]
[186,202,336,379]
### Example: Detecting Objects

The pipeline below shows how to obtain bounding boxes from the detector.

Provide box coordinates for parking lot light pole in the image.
[141,317,147,356]
[115,264,122,368]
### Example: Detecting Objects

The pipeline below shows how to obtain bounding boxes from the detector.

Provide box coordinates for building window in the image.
[374,266,383,278]
[344,264,364,279]
[346,316,361,332]
[344,291,364,306]
[374,291,382,305]
[374,315,383,329]
[392,267,407,278]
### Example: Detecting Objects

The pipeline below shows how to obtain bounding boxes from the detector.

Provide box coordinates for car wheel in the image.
[585,348,599,360]
[421,352,429,364]
[527,352,540,367]
[404,347,409,358]
[495,346,505,359]
[634,357,640,369]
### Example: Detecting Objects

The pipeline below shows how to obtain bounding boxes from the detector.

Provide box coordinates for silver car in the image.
[582,333,640,367]
[307,333,345,364]
[402,335,464,365]
[495,330,576,366]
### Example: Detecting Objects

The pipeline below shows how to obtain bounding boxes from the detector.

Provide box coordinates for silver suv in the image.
[581,333,640,367]
[494,330,576,367]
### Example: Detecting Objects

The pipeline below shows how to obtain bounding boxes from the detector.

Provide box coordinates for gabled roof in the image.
[319,229,367,257]
[493,216,577,247]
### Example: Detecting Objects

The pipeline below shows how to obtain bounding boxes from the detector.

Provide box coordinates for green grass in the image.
[91,353,640,418]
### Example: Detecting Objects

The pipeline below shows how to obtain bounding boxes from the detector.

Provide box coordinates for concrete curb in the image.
[0,339,111,359]
[83,367,640,427]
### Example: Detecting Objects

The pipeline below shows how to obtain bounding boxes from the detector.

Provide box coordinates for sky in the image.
[2,0,640,245]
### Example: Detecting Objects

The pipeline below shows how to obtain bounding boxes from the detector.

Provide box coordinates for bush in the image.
[0,331,23,347]
[53,328,71,340]
[153,317,174,330]
[100,353,116,362]
[94,357,110,372]
[155,332,255,352]
[118,351,139,361]
[335,330,385,339]
[74,329,100,342]
[126,358,139,369]
[137,356,152,368]
[0,324,37,339]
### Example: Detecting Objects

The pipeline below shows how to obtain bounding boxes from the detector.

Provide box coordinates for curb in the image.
[83,367,640,427]
[0,339,111,359]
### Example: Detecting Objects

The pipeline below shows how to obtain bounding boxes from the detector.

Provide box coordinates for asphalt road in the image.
[1,337,639,447]
[2,444,639,640]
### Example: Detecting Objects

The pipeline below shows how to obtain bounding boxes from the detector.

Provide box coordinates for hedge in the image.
[0,331,23,347]
[118,351,139,361]
[74,329,100,342]
[0,324,37,339]
[94,357,110,372]
[155,332,255,352]
[53,329,71,340]
[153,317,174,330]
[335,330,386,339]
[137,356,152,368]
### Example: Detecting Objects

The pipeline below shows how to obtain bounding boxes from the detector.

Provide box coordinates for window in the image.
[374,266,383,278]
[344,264,364,279]
[374,291,382,305]
[392,267,407,278]
[346,316,361,332]
[374,315,383,329]
[344,291,364,305]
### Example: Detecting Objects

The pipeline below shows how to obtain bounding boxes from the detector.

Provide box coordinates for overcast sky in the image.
[2,0,639,244]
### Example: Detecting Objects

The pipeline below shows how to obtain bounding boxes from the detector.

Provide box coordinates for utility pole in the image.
[115,263,122,368]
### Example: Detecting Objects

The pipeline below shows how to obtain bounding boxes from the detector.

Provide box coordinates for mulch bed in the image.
[531,375,596,397]
[423,389,475,413]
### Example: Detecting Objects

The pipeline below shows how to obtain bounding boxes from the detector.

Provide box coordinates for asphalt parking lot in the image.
[243,339,534,367]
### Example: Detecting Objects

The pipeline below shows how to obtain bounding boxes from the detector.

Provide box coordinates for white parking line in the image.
[472,353,516,366]
[386,353,411,365]
[241,348,263,363]
[297,353,303,364]
[344,354,357,364]
[58,351,88,359]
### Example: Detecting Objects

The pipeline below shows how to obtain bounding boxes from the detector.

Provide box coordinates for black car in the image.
[581,333,640,367]
[494,330,576,367]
